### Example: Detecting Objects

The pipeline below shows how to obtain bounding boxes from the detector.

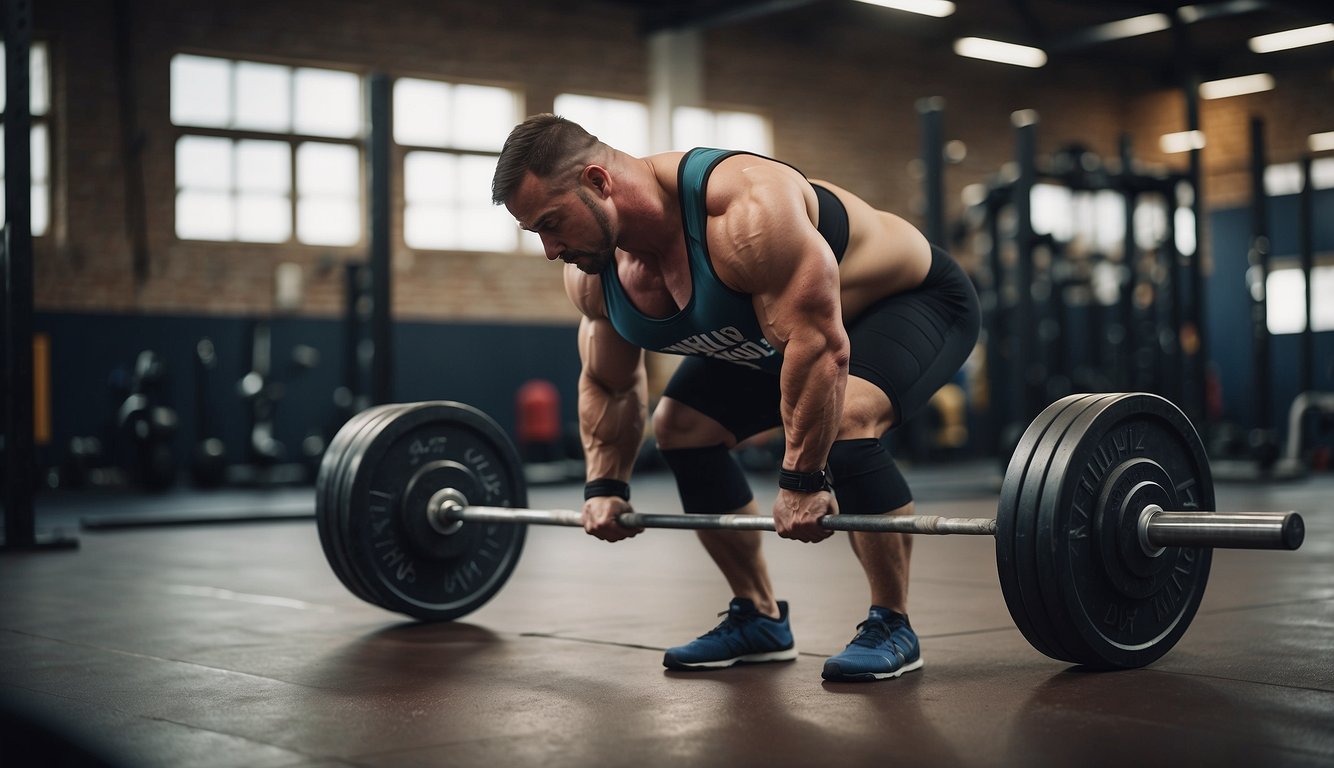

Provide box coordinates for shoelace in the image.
[702,607,747,638]
[850,619,901,649]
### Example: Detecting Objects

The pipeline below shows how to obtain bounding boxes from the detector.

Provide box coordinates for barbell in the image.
[314,392,1305,670]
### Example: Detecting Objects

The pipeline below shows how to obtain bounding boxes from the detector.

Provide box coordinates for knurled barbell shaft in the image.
[431,495,1304,549]
[435,500,999,535]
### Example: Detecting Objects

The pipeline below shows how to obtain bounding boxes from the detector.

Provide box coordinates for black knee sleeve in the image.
[661,444,754,514]
[827,438,912,515]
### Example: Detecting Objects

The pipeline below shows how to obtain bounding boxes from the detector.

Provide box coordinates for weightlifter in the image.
[491,114,980,682]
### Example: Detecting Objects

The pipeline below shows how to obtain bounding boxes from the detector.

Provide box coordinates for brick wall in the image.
[32,0,1333,322]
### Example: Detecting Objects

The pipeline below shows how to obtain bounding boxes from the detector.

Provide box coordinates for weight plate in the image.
[1035,393,1215,668]
[330,404,414,605]
[997,393,1110,662]
[316,404,403,605]
[340,401,528,621]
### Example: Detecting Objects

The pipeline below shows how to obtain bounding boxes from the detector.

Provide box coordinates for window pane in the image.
[1031,183,1072,242]
[297,142,359,196]
[451,84,514,151]
[1174,206,1196,256]
[1316,267,1334,331]
[394,78,450,148]
[30,43,50,116]
[716,112,770,153]
[672,107,714,151]
[1267,269,1306,335]
[297,197,360,245]
[177,136,234,190]
[171,54,232,128]
[458,154,499,207]
[237,140,290,194]
[404,203,457,250]
[235,61,291,132]
[457,204,517,251]
[177,189,234,240]
[237,193,291,242]
[294,68,361,138]
[405,151,454,204]
[32,182,48,237]
[31,123,47,183]
[554,94,649,157]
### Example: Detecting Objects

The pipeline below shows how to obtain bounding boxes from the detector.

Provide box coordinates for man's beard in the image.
[562,189,616,275]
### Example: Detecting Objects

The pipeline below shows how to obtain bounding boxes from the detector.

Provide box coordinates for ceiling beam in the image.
[640,0,819,34]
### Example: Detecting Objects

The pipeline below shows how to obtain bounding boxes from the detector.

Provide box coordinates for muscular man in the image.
[492,114,980,682]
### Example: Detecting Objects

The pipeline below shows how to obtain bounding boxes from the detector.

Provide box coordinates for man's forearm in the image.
[779,339,848,473]
[578,370,648,482]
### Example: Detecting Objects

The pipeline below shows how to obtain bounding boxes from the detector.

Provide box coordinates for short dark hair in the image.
[491,114,601,206]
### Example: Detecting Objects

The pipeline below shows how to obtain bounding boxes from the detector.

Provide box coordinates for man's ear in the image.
[582,165,611,197]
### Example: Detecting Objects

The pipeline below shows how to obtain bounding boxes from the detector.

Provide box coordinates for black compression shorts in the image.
[661,245,980,442]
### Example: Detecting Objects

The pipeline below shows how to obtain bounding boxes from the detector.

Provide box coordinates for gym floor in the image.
[3,465,1332,767]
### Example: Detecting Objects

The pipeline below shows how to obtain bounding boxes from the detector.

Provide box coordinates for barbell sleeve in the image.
[1141,506,1304,551]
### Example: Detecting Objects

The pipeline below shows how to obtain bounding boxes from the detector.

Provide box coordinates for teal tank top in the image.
[601,148,782,374]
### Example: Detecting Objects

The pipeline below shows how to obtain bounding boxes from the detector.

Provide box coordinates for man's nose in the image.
[541,234,563,260]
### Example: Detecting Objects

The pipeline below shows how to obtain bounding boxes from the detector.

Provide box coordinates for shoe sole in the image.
[821,656,924,682]
[663,647,798,670]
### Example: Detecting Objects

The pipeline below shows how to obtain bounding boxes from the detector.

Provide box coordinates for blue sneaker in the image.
[663,598,797,670]
[822,606,924,682]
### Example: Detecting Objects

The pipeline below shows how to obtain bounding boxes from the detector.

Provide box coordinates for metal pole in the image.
[3,0,36,548]
[1012,111,1039,424]
[917,97,946,247]
[1298,155,1314,394]
[367,74,393,405]
[1249,117,1272,434]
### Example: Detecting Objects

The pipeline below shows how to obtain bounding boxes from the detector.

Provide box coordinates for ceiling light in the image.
[1248,23,1334,54]
[851,0,955,17]
[953,37,1047,68]
[1199,73,1275,99]
[1160,130,1206,154]
[1094,13,1171,41]
[1311,132,1334,153]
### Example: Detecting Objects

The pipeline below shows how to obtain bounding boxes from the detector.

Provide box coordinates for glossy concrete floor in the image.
[3,466,1332,767]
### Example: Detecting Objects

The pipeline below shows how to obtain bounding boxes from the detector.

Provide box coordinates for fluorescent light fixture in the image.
[1199,73,1275,99]
[1311,131,1334,153]
[1248,23,1334,54]
[1160,130,1206,154]
[852,0,955,17]
[953,37,1047,68]
[1096,13,1171,41]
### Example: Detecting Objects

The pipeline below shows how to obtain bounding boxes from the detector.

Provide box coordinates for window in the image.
[0,41,51,236]
[671,106,771,154]
[1267,265,1334,335]
[395,77,523,252]
[170,54,362,245]
[553,93,651,157]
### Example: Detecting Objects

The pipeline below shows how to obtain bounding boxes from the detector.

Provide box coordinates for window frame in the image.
[169,52,366,248]
[1,39,53,238]
[393,75,527,254]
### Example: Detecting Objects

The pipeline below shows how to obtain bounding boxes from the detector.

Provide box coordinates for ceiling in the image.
[599,0,1334,85]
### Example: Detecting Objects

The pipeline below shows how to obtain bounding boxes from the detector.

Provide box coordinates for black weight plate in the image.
[331,404,415,606]
[316,404,403,605]
[321,404,409,605]
[321,404,406,604]
[997,393,1110,662]
[341,401,528,621]
[1036,393,1215,668]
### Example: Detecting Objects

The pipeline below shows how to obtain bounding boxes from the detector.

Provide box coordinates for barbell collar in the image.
[1141,506,1305,551]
